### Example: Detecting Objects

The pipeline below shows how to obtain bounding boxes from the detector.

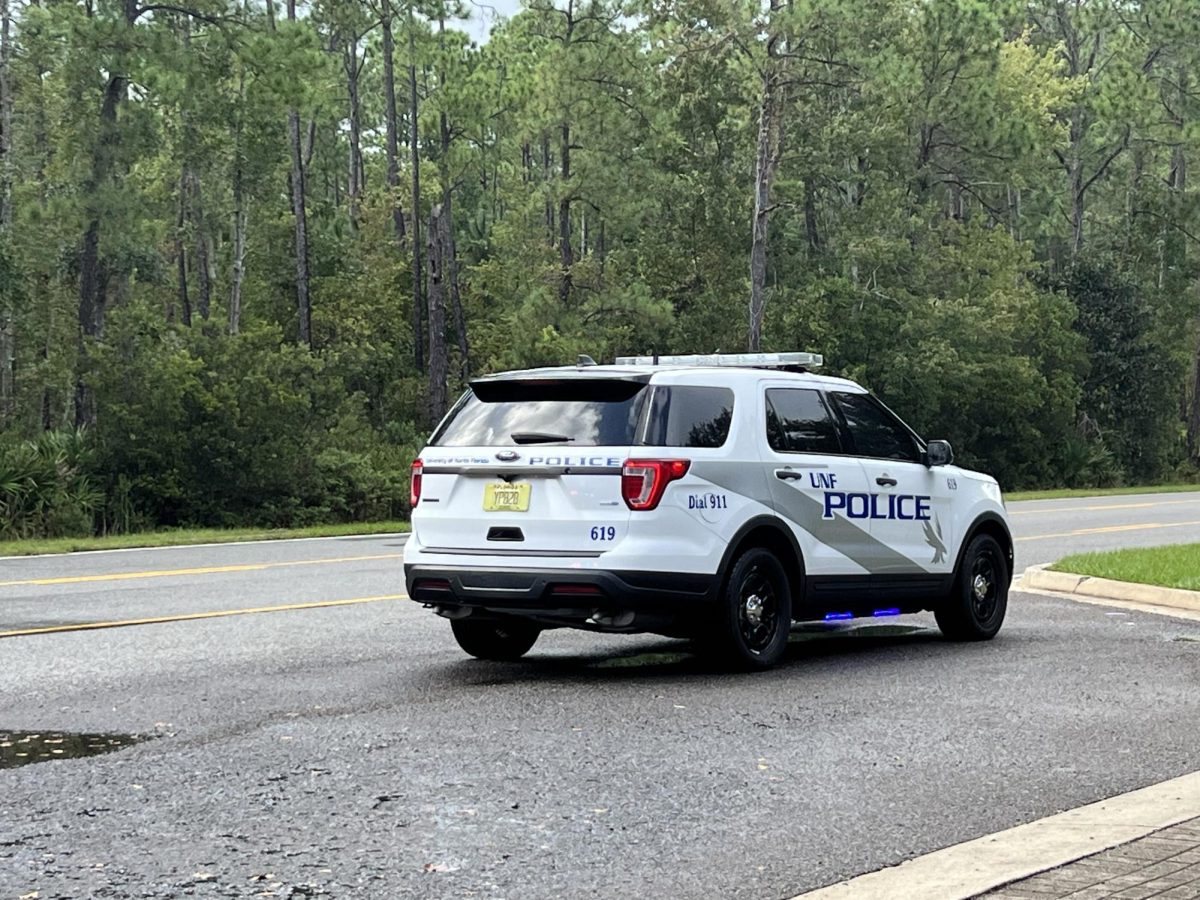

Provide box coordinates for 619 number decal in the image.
[589,526,616,541]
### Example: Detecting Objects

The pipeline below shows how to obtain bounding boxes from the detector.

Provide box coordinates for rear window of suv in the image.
[431,379,735,448]
[641,385,734,448]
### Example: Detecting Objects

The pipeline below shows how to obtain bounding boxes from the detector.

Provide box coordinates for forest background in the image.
[1,0,1199,539]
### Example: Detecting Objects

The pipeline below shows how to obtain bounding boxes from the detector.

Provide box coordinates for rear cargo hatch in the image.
[412,376,649,556]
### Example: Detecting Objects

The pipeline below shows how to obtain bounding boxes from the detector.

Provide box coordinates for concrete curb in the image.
[789,770,1200,900]
[1022,564,1200,614]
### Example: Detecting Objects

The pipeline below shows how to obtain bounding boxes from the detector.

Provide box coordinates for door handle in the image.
[875,476,898,487]
[775,469,806,482]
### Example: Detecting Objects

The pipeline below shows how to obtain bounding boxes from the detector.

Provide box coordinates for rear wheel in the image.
[936,534,1008,641]
[450,618,541,661]
[705,548,793,669]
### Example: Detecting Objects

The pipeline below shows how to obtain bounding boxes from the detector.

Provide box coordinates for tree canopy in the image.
[0,0,1198,536]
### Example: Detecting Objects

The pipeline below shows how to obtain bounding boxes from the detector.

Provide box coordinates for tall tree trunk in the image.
[228,54,247,336]
[597,219,605,277]
[286,0,311,346]
[229,193,246,334]
[1068,113,1086,259]
[427,205,448,424]
[542,134,554,244]
[803,177,821,253]
[345,37,363,227]
[175,167,191,326]
[408,6,424,373]
[0,0,11,230]
[558,123,573,303]
[435,68,468,378]
[75,56,128,428]
[749,13,784,353]
[380,0,407,243]
[441,199,468,379]
[0,0,14,426]
[191,171,213,321]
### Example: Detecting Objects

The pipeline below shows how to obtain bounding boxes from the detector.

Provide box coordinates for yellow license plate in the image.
[483,482,531,512]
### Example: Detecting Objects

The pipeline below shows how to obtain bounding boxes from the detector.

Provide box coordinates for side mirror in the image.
[926,440,954,467]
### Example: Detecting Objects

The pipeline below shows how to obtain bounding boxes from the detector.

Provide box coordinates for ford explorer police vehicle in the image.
[403,352,1013,668]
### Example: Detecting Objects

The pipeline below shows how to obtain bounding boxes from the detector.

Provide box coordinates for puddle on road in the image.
[0,730,147,770]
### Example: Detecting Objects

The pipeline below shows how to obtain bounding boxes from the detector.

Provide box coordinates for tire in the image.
[706,548,793,669]
[450,618,541,661]
[936,533,1009,641]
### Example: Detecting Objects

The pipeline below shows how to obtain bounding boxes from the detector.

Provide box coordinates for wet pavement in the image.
[3,587,1200,899]
[1,496,1200,898]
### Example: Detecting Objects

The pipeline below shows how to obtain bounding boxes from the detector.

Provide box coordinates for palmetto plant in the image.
[0,430,101,540]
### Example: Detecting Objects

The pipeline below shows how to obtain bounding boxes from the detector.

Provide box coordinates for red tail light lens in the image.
[410,459,424,508]
[621,459,690,510]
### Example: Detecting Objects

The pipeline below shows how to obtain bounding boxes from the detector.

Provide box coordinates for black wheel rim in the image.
[970,549,1000,622]
[738,565,779,653]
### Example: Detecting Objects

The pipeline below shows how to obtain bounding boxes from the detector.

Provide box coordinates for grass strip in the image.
[1051,543,1200,592]
[0,521,411,558]
[1006,483,1200,502]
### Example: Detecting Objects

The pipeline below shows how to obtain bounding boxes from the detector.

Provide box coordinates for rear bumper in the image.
[404,564,716,632]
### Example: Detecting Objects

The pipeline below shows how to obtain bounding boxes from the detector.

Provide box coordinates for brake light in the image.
[621,459,690,510]
[410,459,423,508]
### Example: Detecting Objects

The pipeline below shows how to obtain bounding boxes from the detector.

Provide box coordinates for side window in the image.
[642,386,735,448]
[832,392,921,463]
[765,389,842,454]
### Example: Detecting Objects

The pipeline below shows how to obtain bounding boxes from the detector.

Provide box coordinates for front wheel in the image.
[450,618,541,661]
[705,548,793,669]
[936,534,1008,641]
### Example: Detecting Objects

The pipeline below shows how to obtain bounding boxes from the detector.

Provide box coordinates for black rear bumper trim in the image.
[405,564,716,625]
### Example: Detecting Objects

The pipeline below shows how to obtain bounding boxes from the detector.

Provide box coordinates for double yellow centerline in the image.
[0,595,407,638]
[0,552,404,588]
[0,552,409,639]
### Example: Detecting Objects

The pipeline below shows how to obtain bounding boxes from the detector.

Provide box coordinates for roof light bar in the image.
[613,351,823,369]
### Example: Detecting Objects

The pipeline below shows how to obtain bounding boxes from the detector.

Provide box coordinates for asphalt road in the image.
[1,492,1198,899]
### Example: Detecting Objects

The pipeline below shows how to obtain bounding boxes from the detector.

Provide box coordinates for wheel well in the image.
[964,518,1014,582]
[726,525,805,598]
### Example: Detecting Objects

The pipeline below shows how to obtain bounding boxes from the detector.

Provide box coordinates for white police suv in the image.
[404,352,1012,668]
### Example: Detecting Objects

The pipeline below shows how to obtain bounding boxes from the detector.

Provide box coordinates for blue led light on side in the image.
[872,608,901,617]
[824,612,854,621]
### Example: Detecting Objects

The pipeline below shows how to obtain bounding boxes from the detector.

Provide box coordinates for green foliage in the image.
[1,0,1200,539]
[88,308,414,530]
[0,430,101,540]
[1047,263,1184,482]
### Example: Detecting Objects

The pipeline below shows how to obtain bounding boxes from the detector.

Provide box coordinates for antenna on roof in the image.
[577,354,598,367]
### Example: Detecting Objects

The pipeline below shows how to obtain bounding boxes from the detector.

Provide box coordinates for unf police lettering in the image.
[823,492,931,521]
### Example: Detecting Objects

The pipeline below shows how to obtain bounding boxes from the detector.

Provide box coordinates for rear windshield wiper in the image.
[510,432,575,444]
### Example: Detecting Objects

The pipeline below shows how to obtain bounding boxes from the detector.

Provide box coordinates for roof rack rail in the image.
[613,351,823,370]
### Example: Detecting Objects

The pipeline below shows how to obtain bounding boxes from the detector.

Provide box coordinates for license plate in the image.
[483,482,531,512]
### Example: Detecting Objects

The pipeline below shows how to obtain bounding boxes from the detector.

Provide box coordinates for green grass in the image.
[1052,543,1200,592]
[0,521,411,558]
[1006,483,1200,502]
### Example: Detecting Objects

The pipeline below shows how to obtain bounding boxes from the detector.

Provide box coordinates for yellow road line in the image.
[1010,498,1200,516]
[0,594,408,638]
[1016,520,1200,542]
[0,553,404,588]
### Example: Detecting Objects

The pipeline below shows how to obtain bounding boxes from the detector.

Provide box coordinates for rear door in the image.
[414,376,645,557]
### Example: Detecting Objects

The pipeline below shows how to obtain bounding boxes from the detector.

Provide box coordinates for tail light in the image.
[410,459,423,508]
[621,459,690,511]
